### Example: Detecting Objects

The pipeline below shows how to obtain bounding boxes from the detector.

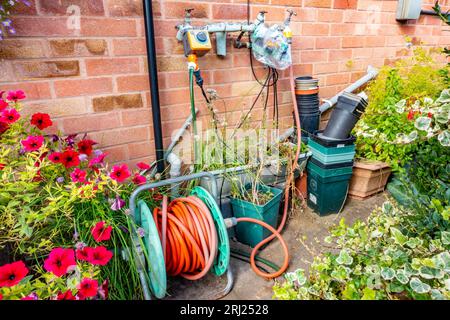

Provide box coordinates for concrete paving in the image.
[165,192,388,300]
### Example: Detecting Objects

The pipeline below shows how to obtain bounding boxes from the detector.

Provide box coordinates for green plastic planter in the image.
[307,161,352,216]
[230,184,283,248]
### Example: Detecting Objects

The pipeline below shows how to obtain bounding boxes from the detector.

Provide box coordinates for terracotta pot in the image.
[348,160,391,200]
[295,171,308,200]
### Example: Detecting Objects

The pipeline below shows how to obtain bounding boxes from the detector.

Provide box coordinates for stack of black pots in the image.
[322,92,368,140]
[295,76,320,142]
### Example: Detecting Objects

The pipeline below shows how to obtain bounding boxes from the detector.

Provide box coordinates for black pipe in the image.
[143,0,165,173]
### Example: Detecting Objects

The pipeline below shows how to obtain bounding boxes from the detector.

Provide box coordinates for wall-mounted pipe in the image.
[319,65,379,113]
[143,0,165,173]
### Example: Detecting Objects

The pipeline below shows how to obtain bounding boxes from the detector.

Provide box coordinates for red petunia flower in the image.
[109,164,131,183]
[43,248,76,277]
[48,152,62,164]
[77,278,98,298]
[56,290,76,300]
[70,168,87,183]
[21,293,38,300]
[132,173,146,185]
[0,163,5,171]
[136,162,151,170]
[91,221,112,242]
[0,261,29,287]
[61,149,80,168]
[427,112,433,118]
[6,90,26,102]
[21,135,44,152]
[77,139,97,156]
[88,152,108,168]
[0,293,2,300]
[87,246,113,266]
[0,99,8,111]
[75,246,91,262]
[30,113,53,130]
[0,108,20,124]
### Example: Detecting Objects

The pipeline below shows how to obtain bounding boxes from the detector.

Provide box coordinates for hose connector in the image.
[224,217,238,229]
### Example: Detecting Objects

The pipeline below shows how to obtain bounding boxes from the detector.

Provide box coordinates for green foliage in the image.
[354,48,449,171]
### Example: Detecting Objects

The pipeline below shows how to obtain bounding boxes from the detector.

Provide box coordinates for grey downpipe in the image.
[319,65,379,113]
[129,172,219,300]
[143,0,165,173]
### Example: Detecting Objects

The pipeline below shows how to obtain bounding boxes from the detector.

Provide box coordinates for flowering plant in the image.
[0,90,163,299]
[0,0,30,40]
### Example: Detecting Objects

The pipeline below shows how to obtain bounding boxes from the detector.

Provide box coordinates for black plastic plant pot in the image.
[323,107,359,140]
[311,130,356,146]
[299,112,320,139]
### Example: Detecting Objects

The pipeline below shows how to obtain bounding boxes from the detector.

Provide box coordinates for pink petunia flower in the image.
[136,162,151,170]
[0,108,20,124]
[6,90,26,102]
[88,152,108,168]
[0,99,8,111]
[132,173,146,185]
[70,168,87,183]
[86,246,113,266]
[21,135,44,152]
[77,278,98,298]
[91,221,112,242]
[109,164,131,183]
[43,248,76,277]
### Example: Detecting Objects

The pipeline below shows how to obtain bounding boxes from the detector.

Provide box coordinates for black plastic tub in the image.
[300,112,320,139]
[311,130,356,147]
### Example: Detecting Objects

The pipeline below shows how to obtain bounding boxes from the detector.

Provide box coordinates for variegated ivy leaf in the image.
[437,88,450,103]
[434,111,449,124]
[413,100,421,109]
[445,279,450,291]
[390,227,408,245]
[370,230,383,238]
[285,269,307,286]
[430,289,445,300]
[415,116,432,131]
[382,201,393,214]
[381,267,395,280]
[441,231,450,245]
[395,99,406,113]
[395,269,410,285]
[336,249,353,266]
[410,277,431,294]
[438,130,450,147]
[419,266,445,280]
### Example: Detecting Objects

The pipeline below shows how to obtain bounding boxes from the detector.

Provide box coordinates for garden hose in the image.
[230,248,281,272]
[189,67,199,170]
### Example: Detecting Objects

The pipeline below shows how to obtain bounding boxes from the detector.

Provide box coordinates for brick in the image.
[365,36,386,47]
[213,68,253,83]
[113,39,146,56]
[317,9,343,22]
[62,112,121,134]
[13,60,80,80]
[316,37,341,49]
[117,75,150,92]
[342,36,363,48]
[157,56,187,72]
[101,145,129,162]
[128,141,153,160]
[0,82,52,100]
[314,62,339,74]
[55,78,113,97]
[300,50,328,63]
[81,18,137,37]
[39,0,104,15]
[24,97,87,117]
[49,39,107,57]
[93,94,143,112]
[329,23,354,35]
[165,2,209,19]
[271,0,303,5]
[353,47,373,58]
[333,0,358,9]
[304,0,332,8]
[293,64,313,75]
[302,23,329,36]
[107,0,143,16]
[86,58,140,76]
[13,17,76,37]
[328,49,352,61]
[343,10,368,23]
[326,73,350,86]
[162,38,186,55]
[0,40,46,59]
[89,126,149,147]
[292,36,315,50]
[121,109,152,127]
[212,5,247,20]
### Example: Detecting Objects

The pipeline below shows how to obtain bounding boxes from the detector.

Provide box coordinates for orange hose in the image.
[153,195,218,280]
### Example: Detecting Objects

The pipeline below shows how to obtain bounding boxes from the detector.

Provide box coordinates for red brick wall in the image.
[1,0,449,165]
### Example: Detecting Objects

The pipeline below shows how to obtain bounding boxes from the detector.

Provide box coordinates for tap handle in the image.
[285,9,297,25]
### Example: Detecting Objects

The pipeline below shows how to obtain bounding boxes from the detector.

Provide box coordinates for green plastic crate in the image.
[230,184,283,248]
[307,160,353,177]
[309,148,356,164]
[307,162,352,216]
[308,138,355,154]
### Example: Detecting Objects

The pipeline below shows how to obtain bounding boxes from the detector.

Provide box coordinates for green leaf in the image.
[409,277,431,294]
[361,287,376,300]
[438,130,450,147]
[336,250,354,266]
[395,269,410,285]
[437,89,450,103]
[419,266,444,280]
[414,117,432,131]
[441,231,450,245]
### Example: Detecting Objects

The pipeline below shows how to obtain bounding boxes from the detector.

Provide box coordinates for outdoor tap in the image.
[255,10,267,26]
[176,8,194,41]
[184,8,194,26]
[284,9,297,27]
[282,9,296,44]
